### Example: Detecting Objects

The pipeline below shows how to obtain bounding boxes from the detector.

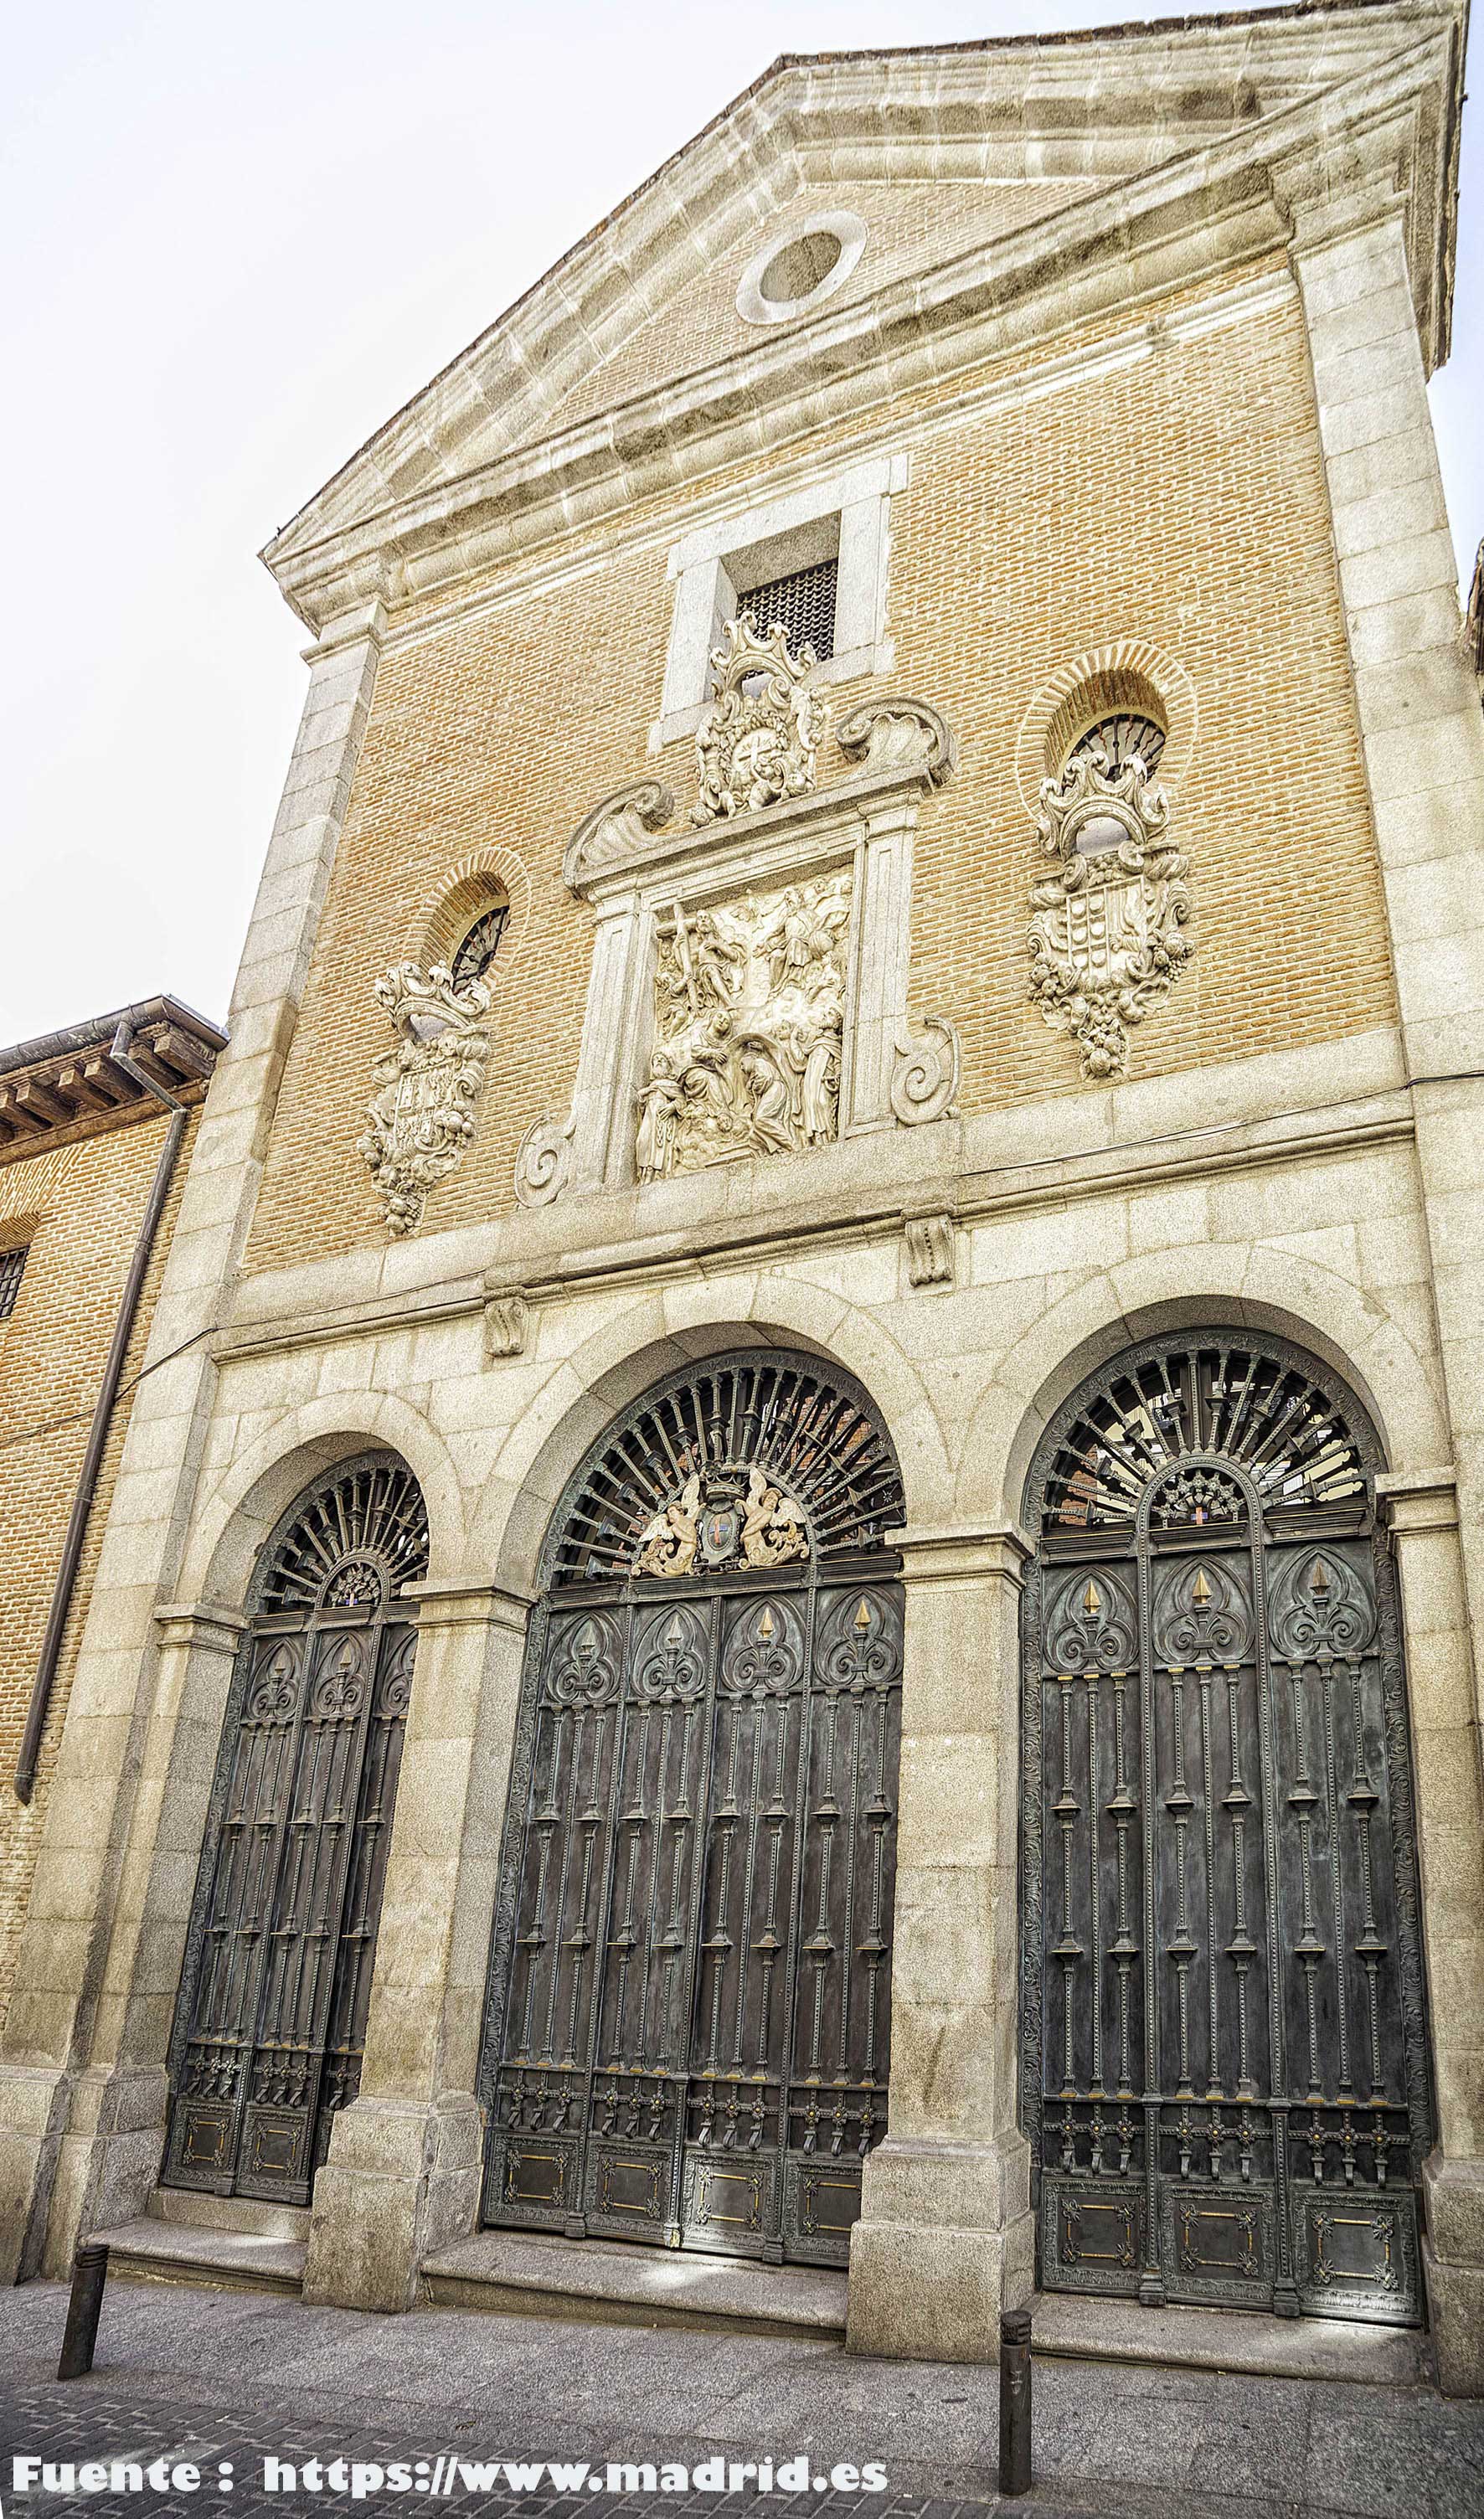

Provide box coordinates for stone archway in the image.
[1020,1327,1434,2325]
[476,1347,907,2267]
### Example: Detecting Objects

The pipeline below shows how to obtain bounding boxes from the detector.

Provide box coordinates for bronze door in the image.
[1023,1337,1433,2325]
[164,1457,427,2202]
[479,1352,905,2266]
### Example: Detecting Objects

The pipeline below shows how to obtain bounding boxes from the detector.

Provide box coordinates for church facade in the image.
[4,0,1484,2393]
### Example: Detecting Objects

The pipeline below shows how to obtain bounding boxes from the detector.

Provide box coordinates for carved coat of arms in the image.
[693,615,828,822]
[1028,744,1194,1080]
[634,1465,808,1578]
[358,961,491,1234]
[636,873,851,1180]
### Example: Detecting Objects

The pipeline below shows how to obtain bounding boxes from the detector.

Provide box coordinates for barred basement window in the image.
[451,900,509,991]
[735,556,837,664]
[0,1244,28,1321]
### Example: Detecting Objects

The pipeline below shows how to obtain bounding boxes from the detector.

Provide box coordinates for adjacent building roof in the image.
[0,997,227,1159]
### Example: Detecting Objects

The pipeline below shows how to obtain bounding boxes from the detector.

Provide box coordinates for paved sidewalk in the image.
[3,2279,1481,2519]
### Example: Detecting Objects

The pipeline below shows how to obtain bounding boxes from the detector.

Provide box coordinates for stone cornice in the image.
[569,755,943,912]
[1375,1467,1461,1533]
[889,1524,1035,1584]
[264,8,1463,636]
[212,1062,1420,1368]
[399,1577,533,1630]
[152,1602,249,1654]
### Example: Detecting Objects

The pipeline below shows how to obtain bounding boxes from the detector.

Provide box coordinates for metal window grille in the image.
[0,1244,28,1322]
[735,556,837,663]
[1067,711,1166,775]
[451,902,508,990]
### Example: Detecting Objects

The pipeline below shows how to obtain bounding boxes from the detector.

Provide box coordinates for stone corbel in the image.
[483,1285,530,1358]
[904,1210,955,1290]
[891,1015,960,1126]
[513,1110,574,1208]
[837,695,956,787]
[564,780,673,894]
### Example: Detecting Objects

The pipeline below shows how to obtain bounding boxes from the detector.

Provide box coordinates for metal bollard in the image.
[998,2305,1033,2499]
[57,2241,109,2381]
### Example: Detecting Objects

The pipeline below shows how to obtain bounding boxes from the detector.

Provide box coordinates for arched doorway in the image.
[1021,1332,1432,2325]
[477,1351,905,2266]
[162,1453,428,2202]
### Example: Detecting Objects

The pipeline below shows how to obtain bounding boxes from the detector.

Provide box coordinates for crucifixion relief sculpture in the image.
[636,873,852,1179]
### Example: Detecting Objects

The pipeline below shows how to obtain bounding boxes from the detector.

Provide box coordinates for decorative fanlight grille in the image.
[551,1354,904,1584]
[451,902,508,990]
[1066,712,1166,775]
[735,558,837,665]
[1038,1338,1372,1532]
[260,1459,430,1616]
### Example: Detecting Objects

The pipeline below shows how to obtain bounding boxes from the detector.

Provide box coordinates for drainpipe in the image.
[13,1017,190,1802]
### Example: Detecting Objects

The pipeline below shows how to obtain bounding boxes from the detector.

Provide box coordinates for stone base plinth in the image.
[846,2134,1034,2362]
[1424,2154,1484,2397]
[0,2061,70,2284]
[0,2061,167,2283]
[302,2092,483,2313]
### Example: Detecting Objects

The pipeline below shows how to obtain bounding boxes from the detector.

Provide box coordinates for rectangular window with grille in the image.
[0,1244,28,1322]
[734,556,837,663]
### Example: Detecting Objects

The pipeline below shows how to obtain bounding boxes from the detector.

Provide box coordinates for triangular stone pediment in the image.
[264,3,1465,628]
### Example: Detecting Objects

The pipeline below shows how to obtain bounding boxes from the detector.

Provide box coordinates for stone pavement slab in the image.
[1,2279,1481,2519]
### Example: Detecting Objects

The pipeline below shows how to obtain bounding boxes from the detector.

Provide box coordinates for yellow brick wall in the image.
[245,262,1395,1273]
[0,1109,199,2031]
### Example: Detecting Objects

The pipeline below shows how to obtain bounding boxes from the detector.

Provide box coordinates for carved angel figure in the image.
[634,1471,703,1578]
[740,1466,809,1569]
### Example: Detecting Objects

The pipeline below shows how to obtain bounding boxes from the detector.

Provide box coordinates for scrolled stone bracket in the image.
[904,1211,955,1290]
[890,1014,960,1126]
[484,1287,531,1358]
[837,695,956,787]
[513,1110,575,1209]
[564,780,673,893]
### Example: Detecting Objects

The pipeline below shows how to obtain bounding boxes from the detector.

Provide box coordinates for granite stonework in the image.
[3,0,1483,2401]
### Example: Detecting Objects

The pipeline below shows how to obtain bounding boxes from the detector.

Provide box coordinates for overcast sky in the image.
[4,1,1479,1048]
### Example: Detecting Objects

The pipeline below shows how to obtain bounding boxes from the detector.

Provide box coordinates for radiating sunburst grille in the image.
[1040,1340,1371,1532]
[552,1355,904,1584]
[1066,712,1166,775]
[260,1460,430,1615]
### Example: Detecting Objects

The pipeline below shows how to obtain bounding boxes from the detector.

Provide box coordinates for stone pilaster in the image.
[302,1578,530,2313]
[842,794,917,1134]
[847,1526,1034,2362]
[1295,200,1484,2394]
[1377,1473,1484,2393]
[0,597,386,2283]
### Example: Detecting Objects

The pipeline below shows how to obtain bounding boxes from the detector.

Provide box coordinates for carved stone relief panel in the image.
[636,873,852,1180]
[1028,742,1195,1082]
[359,961,491,1235]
